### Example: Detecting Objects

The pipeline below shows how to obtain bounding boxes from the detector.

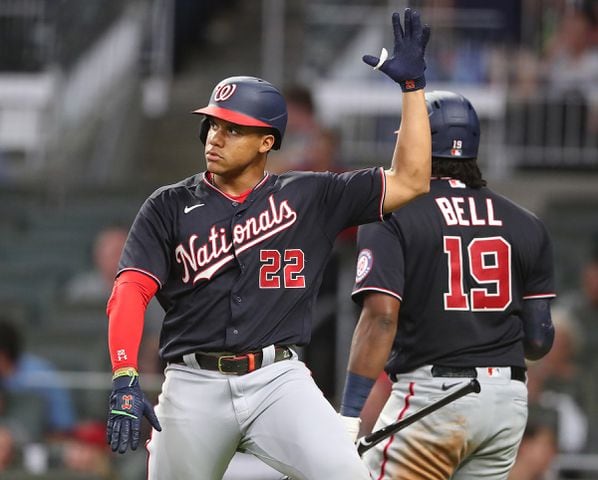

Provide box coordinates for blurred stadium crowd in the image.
[0,0,597,479]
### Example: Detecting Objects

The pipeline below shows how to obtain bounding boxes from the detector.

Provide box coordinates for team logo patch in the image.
[214,83,237,102]
[355,249,373,283]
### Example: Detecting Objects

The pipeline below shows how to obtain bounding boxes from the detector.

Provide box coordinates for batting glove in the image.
[106,368,162,453]
[363,8,431,92]
[339,414,361,443]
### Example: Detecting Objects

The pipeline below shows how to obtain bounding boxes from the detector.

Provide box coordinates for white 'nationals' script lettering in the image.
[175,195,297,282]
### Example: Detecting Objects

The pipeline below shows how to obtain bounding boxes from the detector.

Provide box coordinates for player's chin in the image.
[205,158,224,173]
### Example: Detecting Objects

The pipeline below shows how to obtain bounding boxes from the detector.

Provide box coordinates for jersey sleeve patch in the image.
[355,249,374,283]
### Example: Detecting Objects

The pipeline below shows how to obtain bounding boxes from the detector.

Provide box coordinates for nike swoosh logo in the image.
[441,381,461,391]
[184,204,205,214]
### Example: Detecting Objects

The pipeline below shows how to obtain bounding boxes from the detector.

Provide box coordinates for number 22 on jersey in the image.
[443,236,512,311]
[259,249,306,289]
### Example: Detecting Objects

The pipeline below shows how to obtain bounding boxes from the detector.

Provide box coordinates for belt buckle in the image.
[217,354,240,374]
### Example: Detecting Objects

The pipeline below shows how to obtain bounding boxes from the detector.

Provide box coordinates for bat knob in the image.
[470,378,481,393]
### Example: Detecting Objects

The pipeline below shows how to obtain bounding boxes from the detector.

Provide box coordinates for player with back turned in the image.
[105,9,431,480]
[340,91,557,479]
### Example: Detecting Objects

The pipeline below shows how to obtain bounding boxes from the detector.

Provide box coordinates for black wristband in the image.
[340,372,376,417]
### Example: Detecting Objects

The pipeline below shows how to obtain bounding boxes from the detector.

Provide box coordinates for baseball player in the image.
[340,91,557,479]
[105,9,431,480]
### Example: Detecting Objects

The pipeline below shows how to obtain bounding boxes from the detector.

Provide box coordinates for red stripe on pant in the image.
[377,381,415,480]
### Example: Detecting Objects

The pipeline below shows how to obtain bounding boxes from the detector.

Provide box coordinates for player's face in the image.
[204,117,275,176]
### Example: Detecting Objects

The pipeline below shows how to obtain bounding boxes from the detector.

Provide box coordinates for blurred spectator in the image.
[173,0,238,72]
[505,1,598,166]
[526,306,588,453]
[425,0,523,85]
[0,387,18,472]
[508,414,558,480]
[307,127,343,173]
[63,225,163,376]
[64,226,128,306]
[0,315,137,476]
[0,426,14,472]
[542,0,598,97]
[59,421,113,478]
[1,377,50,473]
[0,316,76,438]
[559,233,598,451]
[561,234,598,350]
[267,84,345,174]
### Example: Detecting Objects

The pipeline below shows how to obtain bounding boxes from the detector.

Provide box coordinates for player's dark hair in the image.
[0,317,23,362]
[432,158,487,189]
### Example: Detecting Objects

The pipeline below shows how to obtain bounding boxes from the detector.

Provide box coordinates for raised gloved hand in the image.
[106,368,162,453]
[363,8,431,92]
[339,414,361,443]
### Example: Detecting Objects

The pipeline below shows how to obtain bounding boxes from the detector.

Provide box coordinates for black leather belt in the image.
[431,365,526,383]
[171,346,292,375]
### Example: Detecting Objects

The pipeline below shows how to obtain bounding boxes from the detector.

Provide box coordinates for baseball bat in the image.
[356,378,481,456]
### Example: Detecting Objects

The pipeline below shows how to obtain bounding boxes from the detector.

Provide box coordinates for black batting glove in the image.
[363,8,431,92]
[106,369,162,454]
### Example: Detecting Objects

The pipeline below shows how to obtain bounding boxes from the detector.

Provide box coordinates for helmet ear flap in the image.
[272,131,282,150]
[199,117,210,144]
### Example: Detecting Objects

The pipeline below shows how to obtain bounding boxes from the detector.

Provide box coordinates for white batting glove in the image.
[339,414,361,443]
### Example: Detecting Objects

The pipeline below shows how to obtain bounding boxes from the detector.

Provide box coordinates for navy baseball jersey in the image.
[352,178,556,374]
[119,168,386,360]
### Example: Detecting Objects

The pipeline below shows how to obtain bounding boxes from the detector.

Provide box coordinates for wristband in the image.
[340,372,376,417]
[112,367,139,380]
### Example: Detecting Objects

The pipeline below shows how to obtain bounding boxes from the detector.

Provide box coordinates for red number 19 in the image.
[443,236,512,311]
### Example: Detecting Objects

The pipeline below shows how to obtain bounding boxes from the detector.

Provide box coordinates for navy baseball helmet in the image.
[425,91,480,159]
[193,76,288,150]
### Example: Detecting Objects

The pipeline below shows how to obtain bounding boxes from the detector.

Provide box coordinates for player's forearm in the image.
[107,272,158,371]
[383,90,431,213]
[348,311,397,379]
[341,311,396,417]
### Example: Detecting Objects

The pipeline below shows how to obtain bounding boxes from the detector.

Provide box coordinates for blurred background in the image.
[0,0,597,478]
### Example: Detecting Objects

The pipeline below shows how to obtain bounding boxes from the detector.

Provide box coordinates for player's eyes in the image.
[207,120,241,136]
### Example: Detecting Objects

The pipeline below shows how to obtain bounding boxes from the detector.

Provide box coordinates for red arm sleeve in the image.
[106,270,159,372]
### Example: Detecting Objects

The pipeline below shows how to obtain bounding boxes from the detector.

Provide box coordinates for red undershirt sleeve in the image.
[106,270,159,372]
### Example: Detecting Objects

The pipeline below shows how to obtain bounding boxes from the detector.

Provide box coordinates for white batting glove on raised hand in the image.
[339,414,361,443]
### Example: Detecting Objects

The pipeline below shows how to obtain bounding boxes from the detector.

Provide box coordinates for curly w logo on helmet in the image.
[214,83,237,102]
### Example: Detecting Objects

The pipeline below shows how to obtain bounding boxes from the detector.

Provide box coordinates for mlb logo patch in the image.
[448,179,466,188]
